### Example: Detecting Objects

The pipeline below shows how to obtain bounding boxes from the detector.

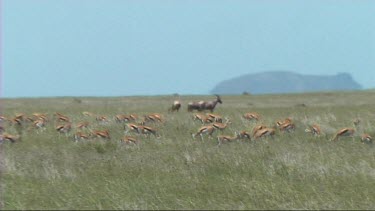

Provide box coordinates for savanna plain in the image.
[1,91,374,210]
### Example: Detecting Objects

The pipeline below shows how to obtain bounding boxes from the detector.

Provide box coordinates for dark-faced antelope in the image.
[168,100,181,112]
[187,95,222,112]
[192,125,216,140]
[331,128,355,142]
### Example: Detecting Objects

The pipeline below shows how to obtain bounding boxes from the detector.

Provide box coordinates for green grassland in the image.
[1,91,374,210]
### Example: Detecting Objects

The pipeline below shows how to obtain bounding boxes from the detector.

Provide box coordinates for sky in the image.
[2,0,375,97]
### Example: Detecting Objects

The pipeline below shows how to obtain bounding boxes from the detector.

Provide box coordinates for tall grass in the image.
[1,92,374,210]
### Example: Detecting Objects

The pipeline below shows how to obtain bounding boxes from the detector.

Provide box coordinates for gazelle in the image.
[82,111,95,117]
[217,132,241,145]
[29,118,48,132]
[143,113,163,123]
[243,112,260,121]
[91,129,111,140]
[192,125,216,140]
[360,133,372,143]
[279,122,296,133]
[331,128,355,142]
[192,114,212,124]
[96,116,110,124]
[124,123,143,134]
[121,136,140,144]
[276,117,292,128]
[74,131,90,142]
[56,123,72,134]
[254,127,276,140]
[115,114,136,123]
[76,121,90,129]
[252,124,268,137]
[206,113,223,123]
[54,113,70,123]
[237,130,252,141]
[212,118,232,132]
[305,124,321,136]
[139,126,160,138]
[0,133,20,143]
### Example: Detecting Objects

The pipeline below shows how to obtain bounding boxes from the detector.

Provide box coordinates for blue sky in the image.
[2,0,375,97]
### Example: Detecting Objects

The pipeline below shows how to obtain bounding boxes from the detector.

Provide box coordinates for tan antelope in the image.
[0,133,20,143]
[74,131,90,142]
[143,113,163,123]
[331,128,355,142]
[121,135,140,144]
[252,124,268,137]
[92,129,111,140]
[237,130,252,141]
[82,111,95,117]
[192,125,216,140]
[96,116,110,124]
[276,117,292,128]
[124,123,143,134]
[139,125,160,138]
[360,133,372,143]
[192,114,213,124]
[305,124,321,136]
[254,127,276,140]
[217,132,241,145]
[243,112,260,121]
[76,121,90,129]
[30,118,48,131]
[212,118,232,132]
[168,100,181,112]
[115,114,137,123]
[0,115,7,123]
[54,112,70,122]
[206,113,223,123]
[56,123,72,134]
[279,121,296,133]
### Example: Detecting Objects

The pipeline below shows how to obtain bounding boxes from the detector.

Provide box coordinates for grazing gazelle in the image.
[217,132,241,145]
[192,114,213,124]
[143,113,163,123]
[96,116,110,124]
[305,124,321,136]
[212,118,232,132]
[92,129,111,140]
[254,127,276,140]
[237,130,252,141]
[279,121,296,133]
[331,128,355,142]
[252,124,268,137]
[0,133,20,143]
[192,125,216,140]
[124,123,143,134]
[115,114,137,123]
[121,136,140,144]
[139,125,160,138]
[206,113,223,123]
[360,133,372,143]
[168,100,181,112]
[243,112,260,121]
[74,131,90,142]
[54,112,70,122]
[56,123,72,134]
[76,121,90,129]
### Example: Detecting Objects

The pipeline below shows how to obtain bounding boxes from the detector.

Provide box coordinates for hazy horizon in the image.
[3,0,374,97]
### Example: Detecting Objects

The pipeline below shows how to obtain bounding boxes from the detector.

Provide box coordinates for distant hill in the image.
[211,71,363,95]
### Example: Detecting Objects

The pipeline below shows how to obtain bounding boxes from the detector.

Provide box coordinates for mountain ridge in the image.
[211,71,362,95]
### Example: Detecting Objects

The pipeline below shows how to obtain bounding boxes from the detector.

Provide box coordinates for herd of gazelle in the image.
[0,95,373,145]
